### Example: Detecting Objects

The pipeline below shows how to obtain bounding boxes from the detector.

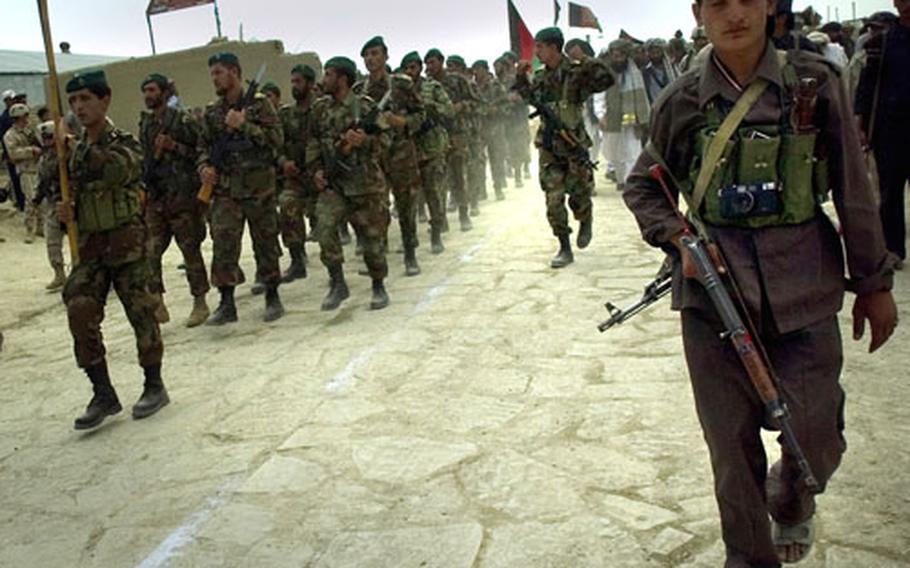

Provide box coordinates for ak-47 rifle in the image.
[598,259,673,332]
[649,163,820,492]
[528,95,597,171]
[333,88,393,172]
[198,63,267,204]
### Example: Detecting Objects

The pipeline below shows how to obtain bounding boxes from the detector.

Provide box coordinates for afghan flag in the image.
[568,2,603,32]
[147,0,214,16]
[508,0,535,62]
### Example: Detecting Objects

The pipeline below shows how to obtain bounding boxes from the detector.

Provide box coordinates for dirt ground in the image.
[0,171,908,568]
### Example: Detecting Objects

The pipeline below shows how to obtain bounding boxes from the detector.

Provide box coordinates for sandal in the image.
[771,517,815,564]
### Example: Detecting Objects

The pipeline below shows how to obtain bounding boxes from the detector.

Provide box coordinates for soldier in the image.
[495,54,530,188]
[514,27,614,268]
[139,73,211,328]
[447,55,485,214]
[276,64,319,284]
[305,56,392,311]
[401,50,453,255]
[199,52,285,325]
[357,36,426,277]
[260,81,282,112]
[33,120,67,290]
[623,0,899,564]
[57,69,169,430]
[3,103,42,243]
[472,60,508,201]
[424,48,477,231]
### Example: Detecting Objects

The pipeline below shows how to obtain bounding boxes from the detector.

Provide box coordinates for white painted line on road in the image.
[324,347,378,394]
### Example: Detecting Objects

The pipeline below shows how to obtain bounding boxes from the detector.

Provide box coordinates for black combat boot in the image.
[370,279,390,310]
[577,217,593,250]
[321,266,350,311]
[264,286,285,322]
[404,247,421,277]
[74,361,122,430]
[459,207,473,232]
[132,364,170,420]
[430,227,445,255]
[251,278,267,296]
[551,235,574,269]
[281,246,308,283]
[206,287,238,326]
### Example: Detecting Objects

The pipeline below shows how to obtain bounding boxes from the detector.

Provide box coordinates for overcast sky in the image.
[1,0,896,67]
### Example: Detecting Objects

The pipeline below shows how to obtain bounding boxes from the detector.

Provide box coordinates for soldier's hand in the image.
[384,112,407,129]
[852,290,898,353]
[283,160,301,178]
[344,129,367,149]
[671,232,725,280]
[31,147,42,158]
[154,134,177,153]
[200,166,218,187]
[517,61,532,75]
[57,201,74,224]
[225,109,246,131]
[314,170,327,192]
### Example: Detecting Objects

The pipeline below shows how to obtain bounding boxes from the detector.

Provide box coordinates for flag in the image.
[508,0,535,62]
[147,0,213,16]
[568,2,602,32]
[619,29,644,45]
[554,0,562,25]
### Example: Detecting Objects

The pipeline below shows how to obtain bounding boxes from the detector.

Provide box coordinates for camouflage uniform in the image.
[3,125,42,238]
[475,76,510,198]
[433,70,480,216]
[277,91,317,255]
[515,56,614,237]
[501,68,533,182]
[413,76,454,238]
[199,93,284,289]
[63,121,163,370]
[35,147,66,273]
[305,91,391,280]
[139,106,210,299]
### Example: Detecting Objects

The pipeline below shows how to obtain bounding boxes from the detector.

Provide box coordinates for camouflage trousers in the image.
[419,156,447,232]
[146,193,210,298]
[315,190,389,280]
[278,180,314,251]
[387,161,422,250]
[506,117,532,172]
[210,191,282,289]
[446,134,469,209]
[20,172,40,237]
[467,135,487,205]
[43,201,65,268]
[539,150,594,237]
[485,124,508,191]
[63,252,163,369]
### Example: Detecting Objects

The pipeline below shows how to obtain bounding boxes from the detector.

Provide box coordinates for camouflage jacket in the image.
[431,70,480,137]
[475,78,510,123]
[414,76,453,161]
[353,74,390,105]
[277,91,317,192]
[198,93,283,198]
[3,125,41,174]
[305,91,390,197]
[383,75,426,170]
[139,106,202,199]
[35,147,61,204]
[515,56,614,153]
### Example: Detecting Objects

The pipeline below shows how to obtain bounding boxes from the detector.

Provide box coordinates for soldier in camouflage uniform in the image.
[424,48,478,232]
[402,51,453,255]
[499,51,533,185]
[356,36,426,277]
[306,56,392,311]
[260,81,282,114]
[514,28,614,268]
[275,64,318,284]
[473,60,509,201]
[3,104,42,243]
[139,73,211,328]
[34,120,67,290]
[198,52,285,324]
[446,55,486,215]
[57,70,169,430]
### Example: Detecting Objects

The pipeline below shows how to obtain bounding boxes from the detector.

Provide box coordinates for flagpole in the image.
[213,0,223,38]
[147,12,157,55]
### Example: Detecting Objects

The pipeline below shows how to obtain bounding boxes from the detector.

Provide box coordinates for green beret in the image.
[141,73,169,90]
[400,51,422,68]
[471,60,489,70]
[360,36,387,57]
[291,64,316,81]
[502,51,519,62]
[424,48,444,62]
[565,38,595,57]
[324,56,357,76]
[261,81,280,95]
[535,27,564,45]
[446,55,466,67]
[65,69,108,94]
[208,52,240,68]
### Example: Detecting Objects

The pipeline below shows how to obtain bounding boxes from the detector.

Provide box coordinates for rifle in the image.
[198,63,267,204]
[528,96,597,171]
[598,259,673,332]
[649,163,820,492]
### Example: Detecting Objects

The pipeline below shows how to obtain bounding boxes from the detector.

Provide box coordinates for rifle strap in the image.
[691,77,770,214]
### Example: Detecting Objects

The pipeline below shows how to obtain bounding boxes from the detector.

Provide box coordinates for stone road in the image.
[0,170,908,567]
